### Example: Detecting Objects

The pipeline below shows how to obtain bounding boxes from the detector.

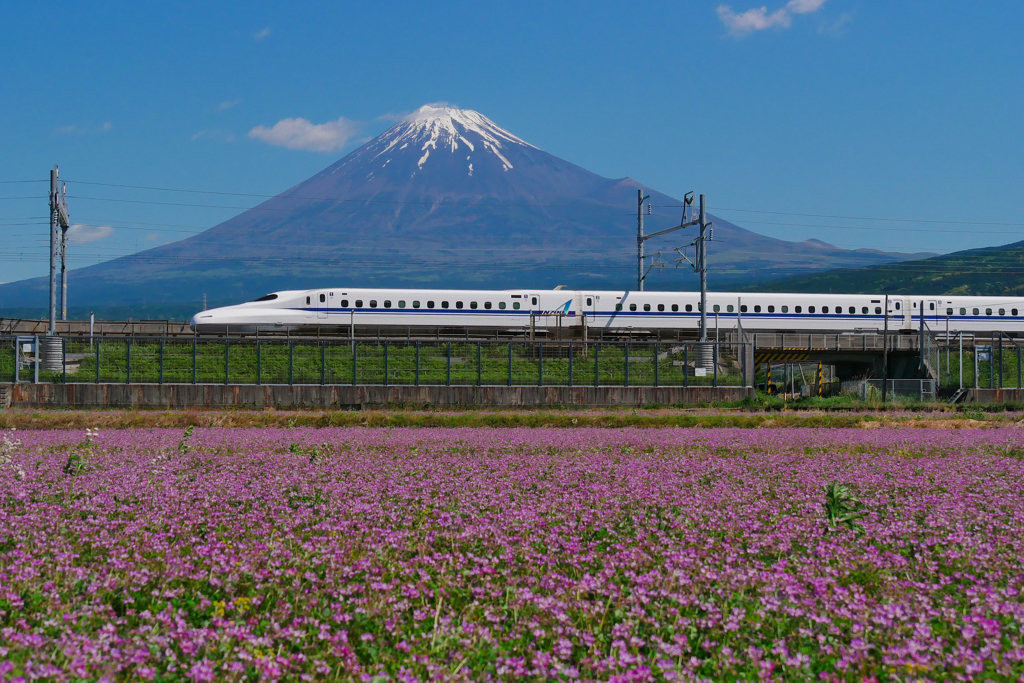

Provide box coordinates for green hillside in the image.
[748,240,1024,295]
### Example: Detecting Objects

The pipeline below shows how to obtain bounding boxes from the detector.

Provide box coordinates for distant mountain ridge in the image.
[0,104,934,318]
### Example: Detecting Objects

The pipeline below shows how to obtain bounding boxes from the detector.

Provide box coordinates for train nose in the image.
[190,311,217,328]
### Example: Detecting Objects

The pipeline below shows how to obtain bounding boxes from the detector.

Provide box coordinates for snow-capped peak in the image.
[371,104,536,173]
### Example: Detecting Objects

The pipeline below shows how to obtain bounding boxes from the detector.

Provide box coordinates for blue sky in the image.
[1,1,1022,283]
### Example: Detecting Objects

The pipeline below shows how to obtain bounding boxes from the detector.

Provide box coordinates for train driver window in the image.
[470,302,478,309]
[686,304,693,312]
[728,305,735,312]
[657,304,665,312]
[643,304,651,312]
[946,308,953,315]
[672,304,679,312]
[616,304,623,311]
[398,300,406,308]
[427,301,435,309]
[875,307,881,314]
[412,301,420,308]
[384,300,392,308]
[713,304,721,312]
[442,301,450,309]
[863,307,869,314]
[986,308,993,315]
[498,302,506,310]
[741,305,748,313]
[456,301,464,309]
[781,306,788,313]
[532,297,538,305]
[587,298,593,306]
[795,306,801,313]
[341,299,348,307]
[754,305,761,313]
[306,296,311,305]
[319,294,326,303]
[767,305,774,313]
[513,302,521,310]
[822,306,829,314]
[809,306,815,313]
[369,300,377,308]
[973,308,979,315]
[630,304,637,311]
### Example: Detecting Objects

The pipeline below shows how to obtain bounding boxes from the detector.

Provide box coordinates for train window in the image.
[741,305,748,313]
[657,304,665,312]
[412,301,420,309]
[630,304,637,311]
[306,296,311,305]
[532,297,538,305]
[848,307,855,314]
[957,308,964,315]
[875,307,881,314]
[727,305,735,312]
[513,302,521,310]
[398,300,406,308]
[946,308,953,315]
[587,298,593,306]
[1014,309,1020,316]
[498,302,506,310]
[686,304,693,312]
[999,309,1005,316]
[809,306,815,313]
[986,308,993,316]
[862,307,868,314]
[341,299,348,307]
[442,301,449,309]
[254,294,278,302]
[456,301,464,309]
[767,305,774,313]
[470,302,478,309]
[795,306,801,313]
[643,303,651,312]
[713,304,721,312]
[895,302,901,310]
[973,308,979,315]
[484,302,491,309]
[355,300,363,308]
[319,294,326,303]
[427,301,435,309]
[369,300,377,308]
[616,304,623,311]
[929,303,935,311]
[384,300,392,308]
[672,304,679,312]
[822,306,829,314]
[754,305,761,313]
[781,306,788,313]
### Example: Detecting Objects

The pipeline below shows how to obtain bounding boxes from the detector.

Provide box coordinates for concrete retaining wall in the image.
[2,383,753,409]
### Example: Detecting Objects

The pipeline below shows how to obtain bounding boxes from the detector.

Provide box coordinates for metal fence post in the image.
[352,342,357,386]
[415,341,420,386]
[224,339,230,385]
[288,341,294,385]
[384,342,389,387]
[684,346,688,388]
[1018,344,1022,390]
[126,339,131,385]
[477,342,481,386]
[257,340,262,386]
[62,337,66,384]
[713,344,719,388]
[192,337,196,385]
[999,334,1004,389]
[507,342,512,387]
[159,337,164,385]
[568,342,573,387]
[624,343,629,387]
[446,342,451,386]
[96,340,100,384]
[538,343,543,386]
[654,342,659,387]
[594,343,599,387]
[321,342,326,385]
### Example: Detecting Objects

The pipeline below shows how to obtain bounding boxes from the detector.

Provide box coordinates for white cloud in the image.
[377,111,410,122]
[67,224,114,244]
[145,232,161,242]
[102,121,112,131]
[253,27,270,41]
[218,99,241,110]
[55,124,76,135]
[717,0,827,35]
[248,116,360,153]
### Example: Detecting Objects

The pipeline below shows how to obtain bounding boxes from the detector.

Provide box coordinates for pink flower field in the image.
[1,426,1023,682]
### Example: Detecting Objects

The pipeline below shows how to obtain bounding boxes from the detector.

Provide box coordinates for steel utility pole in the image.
[882,294,889,404]
[698,194,709,343]
[637,189,650,290]
[48,165,69,335]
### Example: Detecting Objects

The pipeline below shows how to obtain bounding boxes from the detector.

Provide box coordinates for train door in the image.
[304,293,314,319]
[926,299,940,325]
[584,293,599,324]
[316,292,328,320]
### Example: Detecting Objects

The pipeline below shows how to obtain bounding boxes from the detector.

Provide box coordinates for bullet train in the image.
[190,287,1024,334]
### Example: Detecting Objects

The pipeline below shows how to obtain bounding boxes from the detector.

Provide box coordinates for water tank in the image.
[39,336,64,372]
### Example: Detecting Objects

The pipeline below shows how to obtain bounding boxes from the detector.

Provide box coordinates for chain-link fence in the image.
[1,337,753,387]
[922,330,1024,391]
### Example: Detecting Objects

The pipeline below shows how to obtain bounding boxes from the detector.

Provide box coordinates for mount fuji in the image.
[0,104,933,318]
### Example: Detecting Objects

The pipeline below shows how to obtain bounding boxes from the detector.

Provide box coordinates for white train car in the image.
[191,288,1024,334]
